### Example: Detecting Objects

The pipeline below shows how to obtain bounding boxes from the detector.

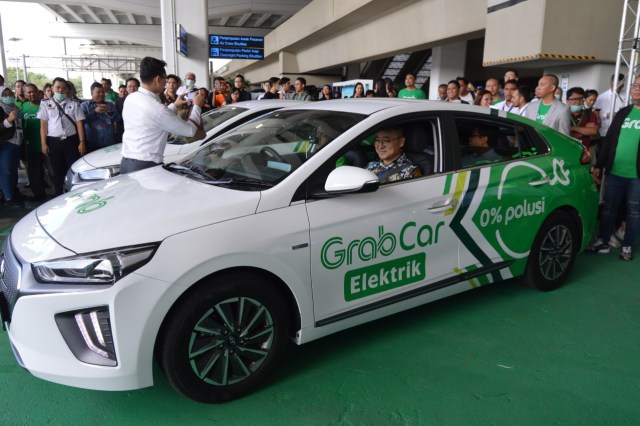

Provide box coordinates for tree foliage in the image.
[3,68,82,94]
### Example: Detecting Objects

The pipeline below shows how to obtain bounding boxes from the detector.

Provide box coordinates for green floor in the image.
[1,219,638,425]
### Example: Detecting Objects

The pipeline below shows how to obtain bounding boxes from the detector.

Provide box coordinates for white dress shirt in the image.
[121,87,202,163]
[37,98,85,137]
[491,100,520,114]
[594,88,625,136]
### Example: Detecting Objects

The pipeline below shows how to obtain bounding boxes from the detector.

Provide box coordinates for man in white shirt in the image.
[176,71,197,96]
[120,57,205,174]
[38,77,87,195]
[492,79,519,113]
[512,85,533,117]
[594,73,626,137]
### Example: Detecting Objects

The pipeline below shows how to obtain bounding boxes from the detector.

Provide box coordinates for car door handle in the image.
[427,200,455,212]
[529,177,551,186]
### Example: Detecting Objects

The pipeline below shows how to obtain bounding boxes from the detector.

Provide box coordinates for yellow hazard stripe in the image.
[483,53,597,66]
[444,171,467,216]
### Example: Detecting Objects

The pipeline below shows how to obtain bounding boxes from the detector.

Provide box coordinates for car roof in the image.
[270,98,511,118]
[213,99,307,112]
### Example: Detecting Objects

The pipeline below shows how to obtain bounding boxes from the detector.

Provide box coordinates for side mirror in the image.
[324,166,379,194]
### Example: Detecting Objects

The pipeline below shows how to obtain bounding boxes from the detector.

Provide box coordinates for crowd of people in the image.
[0,62,638,261]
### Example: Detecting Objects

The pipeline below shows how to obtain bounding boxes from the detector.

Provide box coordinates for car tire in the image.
[159,272,289,403]
[522,210,578,292]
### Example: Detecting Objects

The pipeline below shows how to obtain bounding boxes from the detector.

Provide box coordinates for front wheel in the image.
[159,273,289,403]
[522,211,579,292]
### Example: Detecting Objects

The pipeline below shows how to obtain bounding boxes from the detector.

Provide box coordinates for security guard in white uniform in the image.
[38,77,86,195]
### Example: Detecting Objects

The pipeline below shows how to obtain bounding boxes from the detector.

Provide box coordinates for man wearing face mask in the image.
[38,77,86,196]
[566,87,600,150]
[0,87,24,206]
[177,72,197,96]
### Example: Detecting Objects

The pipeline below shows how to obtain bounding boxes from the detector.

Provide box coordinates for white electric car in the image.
[64,100,302,191]
[1,99,598,403]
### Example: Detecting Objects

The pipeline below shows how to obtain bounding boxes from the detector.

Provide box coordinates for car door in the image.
[448,113,556,284]
[306,117,463,324]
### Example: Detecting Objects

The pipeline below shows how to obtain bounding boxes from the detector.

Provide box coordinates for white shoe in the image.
[609,236,621,248]
[615,227,625,242]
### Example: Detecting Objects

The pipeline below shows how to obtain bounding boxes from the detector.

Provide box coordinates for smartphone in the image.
[186,91,196,101]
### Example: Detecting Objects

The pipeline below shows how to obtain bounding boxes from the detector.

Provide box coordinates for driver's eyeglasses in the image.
[631,83,640,90]
[374,136,402,145]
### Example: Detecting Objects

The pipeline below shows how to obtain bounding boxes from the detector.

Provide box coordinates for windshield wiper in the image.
[216,178,275,188]
[165,163,232,184]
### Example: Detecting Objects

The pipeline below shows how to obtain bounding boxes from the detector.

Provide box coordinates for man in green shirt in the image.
[590,76,640,260]
[101,78,117,102]
[398,73,426,99]
[21,83,48,200]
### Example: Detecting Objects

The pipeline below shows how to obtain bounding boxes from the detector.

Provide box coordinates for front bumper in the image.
[1,236,173,391]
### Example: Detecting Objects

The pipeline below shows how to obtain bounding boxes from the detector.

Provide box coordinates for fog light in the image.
[55,307,117,366]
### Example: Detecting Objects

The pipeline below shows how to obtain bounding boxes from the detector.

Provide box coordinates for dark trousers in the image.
[27,151,48,198]
[48,134,80,195]
[120,157,161,175]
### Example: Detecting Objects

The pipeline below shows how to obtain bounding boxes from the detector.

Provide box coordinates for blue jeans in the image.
[0,142,20,200]
[598,173,640,247]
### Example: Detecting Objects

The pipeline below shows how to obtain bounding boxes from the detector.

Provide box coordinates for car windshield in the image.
[172,109,365,190]
[166,105,248,145]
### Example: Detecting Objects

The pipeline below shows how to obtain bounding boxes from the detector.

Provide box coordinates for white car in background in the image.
[64,100,302,191]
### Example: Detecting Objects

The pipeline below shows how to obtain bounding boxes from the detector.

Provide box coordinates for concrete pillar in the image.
[160,0,209,88]
[345,63,360,80]
[429,41,467,100]
[0,13,6,80]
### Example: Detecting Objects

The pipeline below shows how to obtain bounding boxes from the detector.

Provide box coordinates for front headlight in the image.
[78,165,120,181]
[32,244,159,284]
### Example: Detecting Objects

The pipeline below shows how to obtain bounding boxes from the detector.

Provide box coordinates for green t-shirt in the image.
[611,107,640,178]
[20,102,41,152]
[397,88,426,100]
[105,91,117,102]
[536,103,552,124]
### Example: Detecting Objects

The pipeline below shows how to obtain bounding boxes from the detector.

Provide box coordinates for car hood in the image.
[34,166,261,255]
[80,144,124,169]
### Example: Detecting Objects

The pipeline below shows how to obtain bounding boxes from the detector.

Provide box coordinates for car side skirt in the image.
[315,260,514,327]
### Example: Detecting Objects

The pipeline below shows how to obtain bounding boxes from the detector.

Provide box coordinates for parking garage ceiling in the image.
[7,0,311,54]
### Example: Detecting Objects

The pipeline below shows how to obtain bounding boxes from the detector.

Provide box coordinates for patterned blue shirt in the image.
[81,100,119,151]
[366,152,420,183]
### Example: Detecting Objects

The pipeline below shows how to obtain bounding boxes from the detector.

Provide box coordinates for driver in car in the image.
[366,127,421,183]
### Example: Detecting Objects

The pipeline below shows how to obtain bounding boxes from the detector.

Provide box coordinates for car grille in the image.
[0,237,21,321]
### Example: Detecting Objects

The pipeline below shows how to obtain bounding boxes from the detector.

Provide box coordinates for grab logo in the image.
[621,118,640,129]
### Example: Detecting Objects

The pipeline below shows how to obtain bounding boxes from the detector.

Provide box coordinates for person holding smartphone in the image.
[120,57,205,175]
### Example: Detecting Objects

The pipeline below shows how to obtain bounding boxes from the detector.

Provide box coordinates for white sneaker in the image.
[609,236,621,248]
[615,227,625,242]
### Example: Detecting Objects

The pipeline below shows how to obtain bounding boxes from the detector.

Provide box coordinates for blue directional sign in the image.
[209,35,264,60]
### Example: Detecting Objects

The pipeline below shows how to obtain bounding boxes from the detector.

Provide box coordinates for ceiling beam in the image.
[237,13,253,27]
[59,4,86,23]
[254,13,272,27]
[104,8,119,24]
[82,5,102,24]
[126,12,136,25]
[46,22,161,46]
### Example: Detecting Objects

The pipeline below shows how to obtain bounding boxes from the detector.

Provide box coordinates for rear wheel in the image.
[522,211,578,291]
[159,273,289,403]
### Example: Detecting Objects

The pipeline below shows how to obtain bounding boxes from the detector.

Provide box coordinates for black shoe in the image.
[4,198,25,207]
